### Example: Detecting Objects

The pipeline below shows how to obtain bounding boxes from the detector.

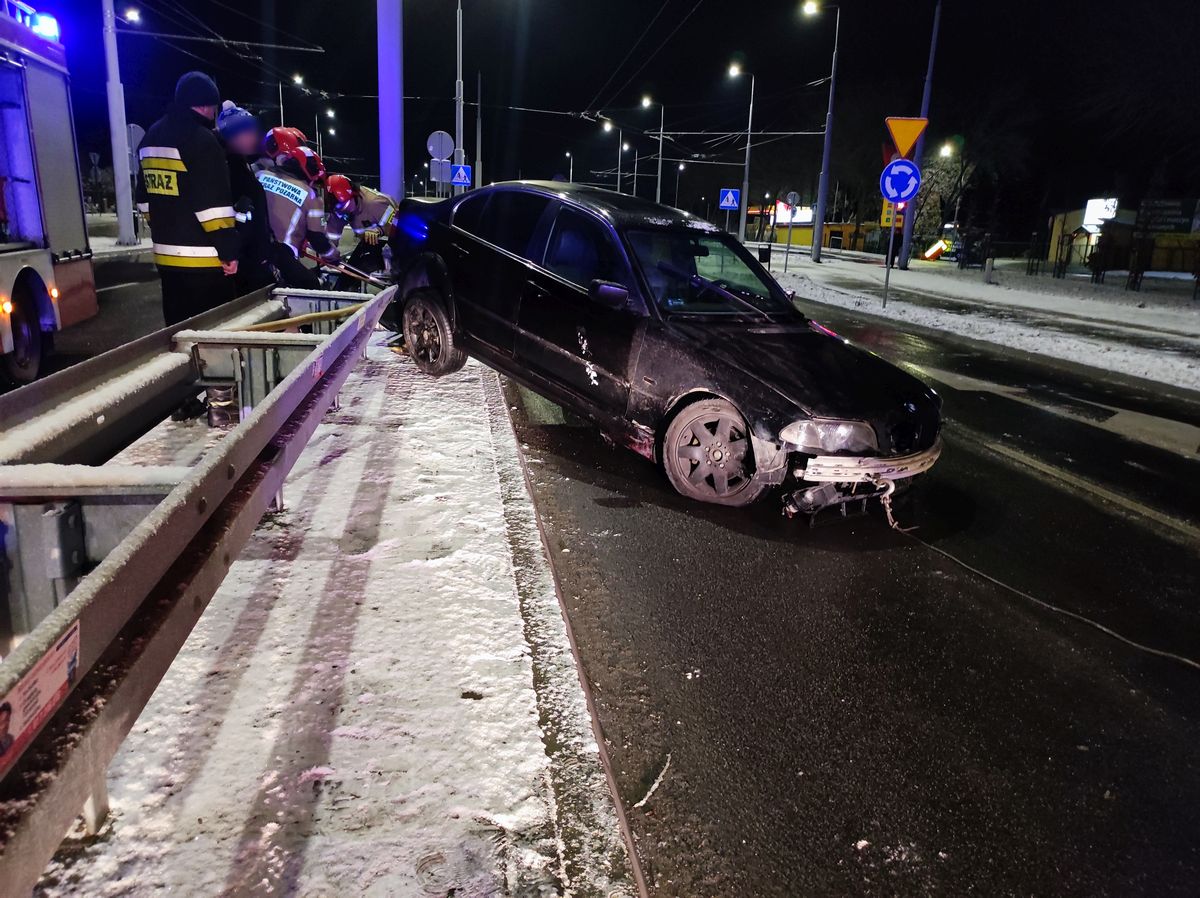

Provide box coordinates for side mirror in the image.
[588,279,629,309]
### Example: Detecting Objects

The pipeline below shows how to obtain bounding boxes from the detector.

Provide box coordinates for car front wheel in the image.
[401,288,467,377]
[662,398,768,507]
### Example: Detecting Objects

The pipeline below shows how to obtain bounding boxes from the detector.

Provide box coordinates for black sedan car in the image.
[388,181,941,514]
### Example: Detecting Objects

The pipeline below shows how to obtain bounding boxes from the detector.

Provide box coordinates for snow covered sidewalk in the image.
[773,256,1200,392]
[36,342,635,897]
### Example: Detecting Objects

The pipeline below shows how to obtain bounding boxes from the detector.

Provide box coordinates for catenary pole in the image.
[810,5,841,262]
[475,71,482,188]
[737,74,755,242]
[101,0,136,245]
[377,0,404,200]
[656,104,664,203]
[454,0,465,195]
[899,0,941,269]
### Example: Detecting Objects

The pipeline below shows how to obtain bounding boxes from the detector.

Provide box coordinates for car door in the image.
[447,190,552,357]
[515,205,646,419]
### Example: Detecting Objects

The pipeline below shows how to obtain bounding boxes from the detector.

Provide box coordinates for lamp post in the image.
[101,0,136,245]
[565,151,573,183]
[453,0,466,195]
[675,162,685,206]
[728,63,755,242]
[807,2,841,262]
[899,0,943,269]
[642,95,665,203]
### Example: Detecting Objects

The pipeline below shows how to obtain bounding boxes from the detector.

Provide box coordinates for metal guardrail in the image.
[0,284,393,894]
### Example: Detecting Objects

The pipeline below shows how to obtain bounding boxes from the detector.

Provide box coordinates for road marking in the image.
[906,362,1200,458]
[96,282,141,293]
[950,421,1200,550]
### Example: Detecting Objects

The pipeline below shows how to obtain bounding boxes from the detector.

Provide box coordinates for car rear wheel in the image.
[401,288,467,377]
[662,398,768,507]
[1,286,44,386]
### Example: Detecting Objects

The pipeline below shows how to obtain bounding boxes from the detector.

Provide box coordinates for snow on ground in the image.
[35,341,634,897]
[773,259,1200,393]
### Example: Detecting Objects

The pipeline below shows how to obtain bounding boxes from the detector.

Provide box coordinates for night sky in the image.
[56,0,1200,238]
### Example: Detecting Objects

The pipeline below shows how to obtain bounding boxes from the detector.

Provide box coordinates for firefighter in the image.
[257,143,337,289]
[215,101,274,294]
[136,71,240,325]
[324,174,397,276]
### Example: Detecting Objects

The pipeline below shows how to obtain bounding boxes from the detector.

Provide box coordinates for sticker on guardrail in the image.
[0,621,80,779]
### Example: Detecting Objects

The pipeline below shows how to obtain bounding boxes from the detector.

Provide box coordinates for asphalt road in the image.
[505,300,1200,896]
[22,256,1200,895]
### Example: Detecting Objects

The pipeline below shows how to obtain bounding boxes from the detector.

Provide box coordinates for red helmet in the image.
[287,146,326,184]
[263,126,308,160]
[325,174,355,207]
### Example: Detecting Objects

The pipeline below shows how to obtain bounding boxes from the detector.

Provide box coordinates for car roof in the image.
[472,180,717,231]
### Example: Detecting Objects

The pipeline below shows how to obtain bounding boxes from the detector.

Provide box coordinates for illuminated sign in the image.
[774,201,813,226]
[1082,197,1118,227]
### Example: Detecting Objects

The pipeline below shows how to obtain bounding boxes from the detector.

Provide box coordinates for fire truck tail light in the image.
[1,299,12,315]
[50,286,59,299]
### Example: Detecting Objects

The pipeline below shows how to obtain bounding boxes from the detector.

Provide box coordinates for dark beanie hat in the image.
[175,71,220,108]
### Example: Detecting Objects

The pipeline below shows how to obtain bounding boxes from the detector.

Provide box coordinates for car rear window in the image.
[479,191,551,259]
[452,193,488,235]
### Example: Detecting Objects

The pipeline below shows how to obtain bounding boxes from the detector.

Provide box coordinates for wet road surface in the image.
[504,300,1200,896]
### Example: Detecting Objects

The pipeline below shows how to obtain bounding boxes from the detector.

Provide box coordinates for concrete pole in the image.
[616,129,623,193]
[475,71,482,188]
[453,0,465,195]
[377,0,404,200]
[737,74,755,242]
[278,82,284,125]
[655,105,664,203]
[810,6,841,262]
[633,150,639,198]
[101,0,136,245]
[899,0,941,269]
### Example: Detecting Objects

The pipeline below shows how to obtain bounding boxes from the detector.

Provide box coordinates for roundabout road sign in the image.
[879,159,921,204]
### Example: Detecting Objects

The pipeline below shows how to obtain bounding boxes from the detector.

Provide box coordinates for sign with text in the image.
[0,621,80,779]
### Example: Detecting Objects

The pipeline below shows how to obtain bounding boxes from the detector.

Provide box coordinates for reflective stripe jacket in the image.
[325,186,397,245]
[135,105,239,269]
[257,166,335,260]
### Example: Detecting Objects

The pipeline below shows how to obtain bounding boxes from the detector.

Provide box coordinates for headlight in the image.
[779,418,878,454]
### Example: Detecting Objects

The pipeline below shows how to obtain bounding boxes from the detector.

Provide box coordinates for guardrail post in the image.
[81,775,110,836]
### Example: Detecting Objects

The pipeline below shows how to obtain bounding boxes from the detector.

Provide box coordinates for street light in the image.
[940,141,953,157]
[565,151,573,183]
[602,120,613,133]
[807,2,842,263]
[326,108,335,119]
[123,7,140,23]
[642,94,666,203]
[728,62,755,242]
[292,73,303,85]
[675,162,685,206]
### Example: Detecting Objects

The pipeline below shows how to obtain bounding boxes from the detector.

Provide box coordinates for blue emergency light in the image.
[31,13,59,40]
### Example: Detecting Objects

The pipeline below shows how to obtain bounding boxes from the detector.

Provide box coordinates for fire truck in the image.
[0,2,97,385]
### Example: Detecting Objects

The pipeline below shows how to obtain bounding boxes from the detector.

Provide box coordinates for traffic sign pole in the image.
[883,213,898,308]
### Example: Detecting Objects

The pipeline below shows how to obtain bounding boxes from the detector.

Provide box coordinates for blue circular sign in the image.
[879,159,922,203]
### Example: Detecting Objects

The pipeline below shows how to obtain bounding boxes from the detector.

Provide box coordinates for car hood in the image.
[666,319,938,423]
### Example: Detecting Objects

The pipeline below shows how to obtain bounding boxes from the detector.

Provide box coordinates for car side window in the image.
[451,193,488,236]
[479,191,551,259]
[543,207,624,289]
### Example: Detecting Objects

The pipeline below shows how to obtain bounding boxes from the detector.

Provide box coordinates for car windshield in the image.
[625,228,793,317]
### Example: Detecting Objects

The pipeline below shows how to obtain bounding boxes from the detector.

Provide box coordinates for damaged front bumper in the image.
[798,438,942,484]
[782,439,942,519]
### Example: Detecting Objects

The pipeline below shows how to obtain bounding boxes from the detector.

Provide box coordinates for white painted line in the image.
[96,282,140,293]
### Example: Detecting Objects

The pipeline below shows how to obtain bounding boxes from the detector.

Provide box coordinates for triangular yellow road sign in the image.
[886,117,928,158]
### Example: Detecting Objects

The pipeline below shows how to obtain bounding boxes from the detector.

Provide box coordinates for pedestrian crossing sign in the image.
[718,188,740,211]
[451,164,472,186]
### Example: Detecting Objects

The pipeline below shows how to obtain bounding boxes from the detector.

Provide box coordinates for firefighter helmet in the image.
[263,126,308,160]
[325,174,355,207]
[288,146,326,184]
